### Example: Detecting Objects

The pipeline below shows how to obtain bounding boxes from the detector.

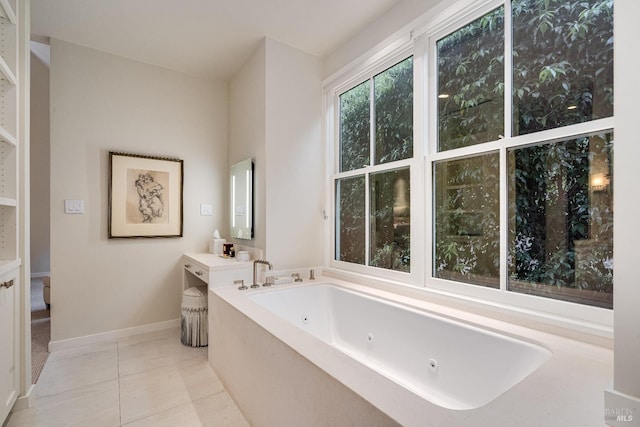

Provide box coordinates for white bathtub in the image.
[246,283,551,411]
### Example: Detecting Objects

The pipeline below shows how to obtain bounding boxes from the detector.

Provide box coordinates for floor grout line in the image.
[8,329,249,427]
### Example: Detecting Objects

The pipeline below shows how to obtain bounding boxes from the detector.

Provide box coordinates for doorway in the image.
[30,41,51,383]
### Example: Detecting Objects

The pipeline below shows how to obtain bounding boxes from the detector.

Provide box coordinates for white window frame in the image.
[324,0,613,332]
[327,44,424,286]
[422,0,613,327]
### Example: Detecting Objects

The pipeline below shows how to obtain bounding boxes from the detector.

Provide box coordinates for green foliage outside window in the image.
[434,154,501,287]
[434,0,613,307]
[508,133,613,307]
[513,0,614,134]
[438,7,505,151]
[339,81,370,172]
[375,59,414,164]
[335,1,614,305]
[370,168,411,272]
[336,176,366,265]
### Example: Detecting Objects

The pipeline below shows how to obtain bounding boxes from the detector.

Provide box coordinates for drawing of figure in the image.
[135,172,164,223]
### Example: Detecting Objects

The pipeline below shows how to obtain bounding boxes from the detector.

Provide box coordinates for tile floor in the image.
[6,328,249,427]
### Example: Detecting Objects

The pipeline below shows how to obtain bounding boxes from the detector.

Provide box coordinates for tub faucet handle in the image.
[309,269,315,280]
[263,275,273,287]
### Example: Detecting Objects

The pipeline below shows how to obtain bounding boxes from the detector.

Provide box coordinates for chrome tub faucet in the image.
[252,259,273,288]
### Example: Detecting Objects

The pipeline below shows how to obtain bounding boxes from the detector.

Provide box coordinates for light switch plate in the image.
[64,199,85,214]
[200,203,213,216]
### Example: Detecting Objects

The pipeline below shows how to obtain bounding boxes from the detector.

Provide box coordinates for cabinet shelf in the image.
[0,125,16,146]
[0,0,16,24]
[0,197,16,207]
[0,55,16,86]
[0,258,19,277]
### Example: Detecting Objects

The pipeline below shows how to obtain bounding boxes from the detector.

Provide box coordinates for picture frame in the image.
[108,151,183,238]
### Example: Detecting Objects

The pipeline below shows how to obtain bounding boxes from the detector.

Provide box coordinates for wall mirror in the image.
[230,158,253,240]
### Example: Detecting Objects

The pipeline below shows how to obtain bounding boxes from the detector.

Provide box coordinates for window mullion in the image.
[364,171,371,267]
[500,0,512,292]
[504,0,513,141]
[366,77,375,266]
[500,145,508,292]
[426,33,438,285]
[370,76,376,167]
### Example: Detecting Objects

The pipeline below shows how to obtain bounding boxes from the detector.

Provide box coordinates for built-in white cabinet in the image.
[0,268,19,422]
[0,0,24,423]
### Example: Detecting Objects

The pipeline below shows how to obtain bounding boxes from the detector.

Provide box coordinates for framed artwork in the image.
[108,151,183,238]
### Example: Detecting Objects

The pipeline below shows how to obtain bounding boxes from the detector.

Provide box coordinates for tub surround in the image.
[248,284,551,411]
[210,290,397,426]
[209,276,612,426]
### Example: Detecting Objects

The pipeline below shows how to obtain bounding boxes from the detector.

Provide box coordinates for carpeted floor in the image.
[31,277,50,383]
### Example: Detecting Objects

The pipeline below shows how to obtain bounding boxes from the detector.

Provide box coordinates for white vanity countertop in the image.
[184,253,252,270]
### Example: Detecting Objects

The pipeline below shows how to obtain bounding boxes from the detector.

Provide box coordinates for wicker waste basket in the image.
[181,286,208,347]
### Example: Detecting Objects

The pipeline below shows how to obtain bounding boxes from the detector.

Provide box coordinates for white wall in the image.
[228,42,266,253]
[30,51,50,275]
[323,0,442,78]
[264,39,324,269]
[229,38,324,270]
[49,39,228,341]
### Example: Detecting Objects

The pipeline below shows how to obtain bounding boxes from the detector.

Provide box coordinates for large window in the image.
[329,0,614,310]
[335,57,413,272]
[433,0,613,308]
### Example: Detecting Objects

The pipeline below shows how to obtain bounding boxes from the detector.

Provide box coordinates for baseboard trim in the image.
[11,384,35,412]
[48,318,180,352]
